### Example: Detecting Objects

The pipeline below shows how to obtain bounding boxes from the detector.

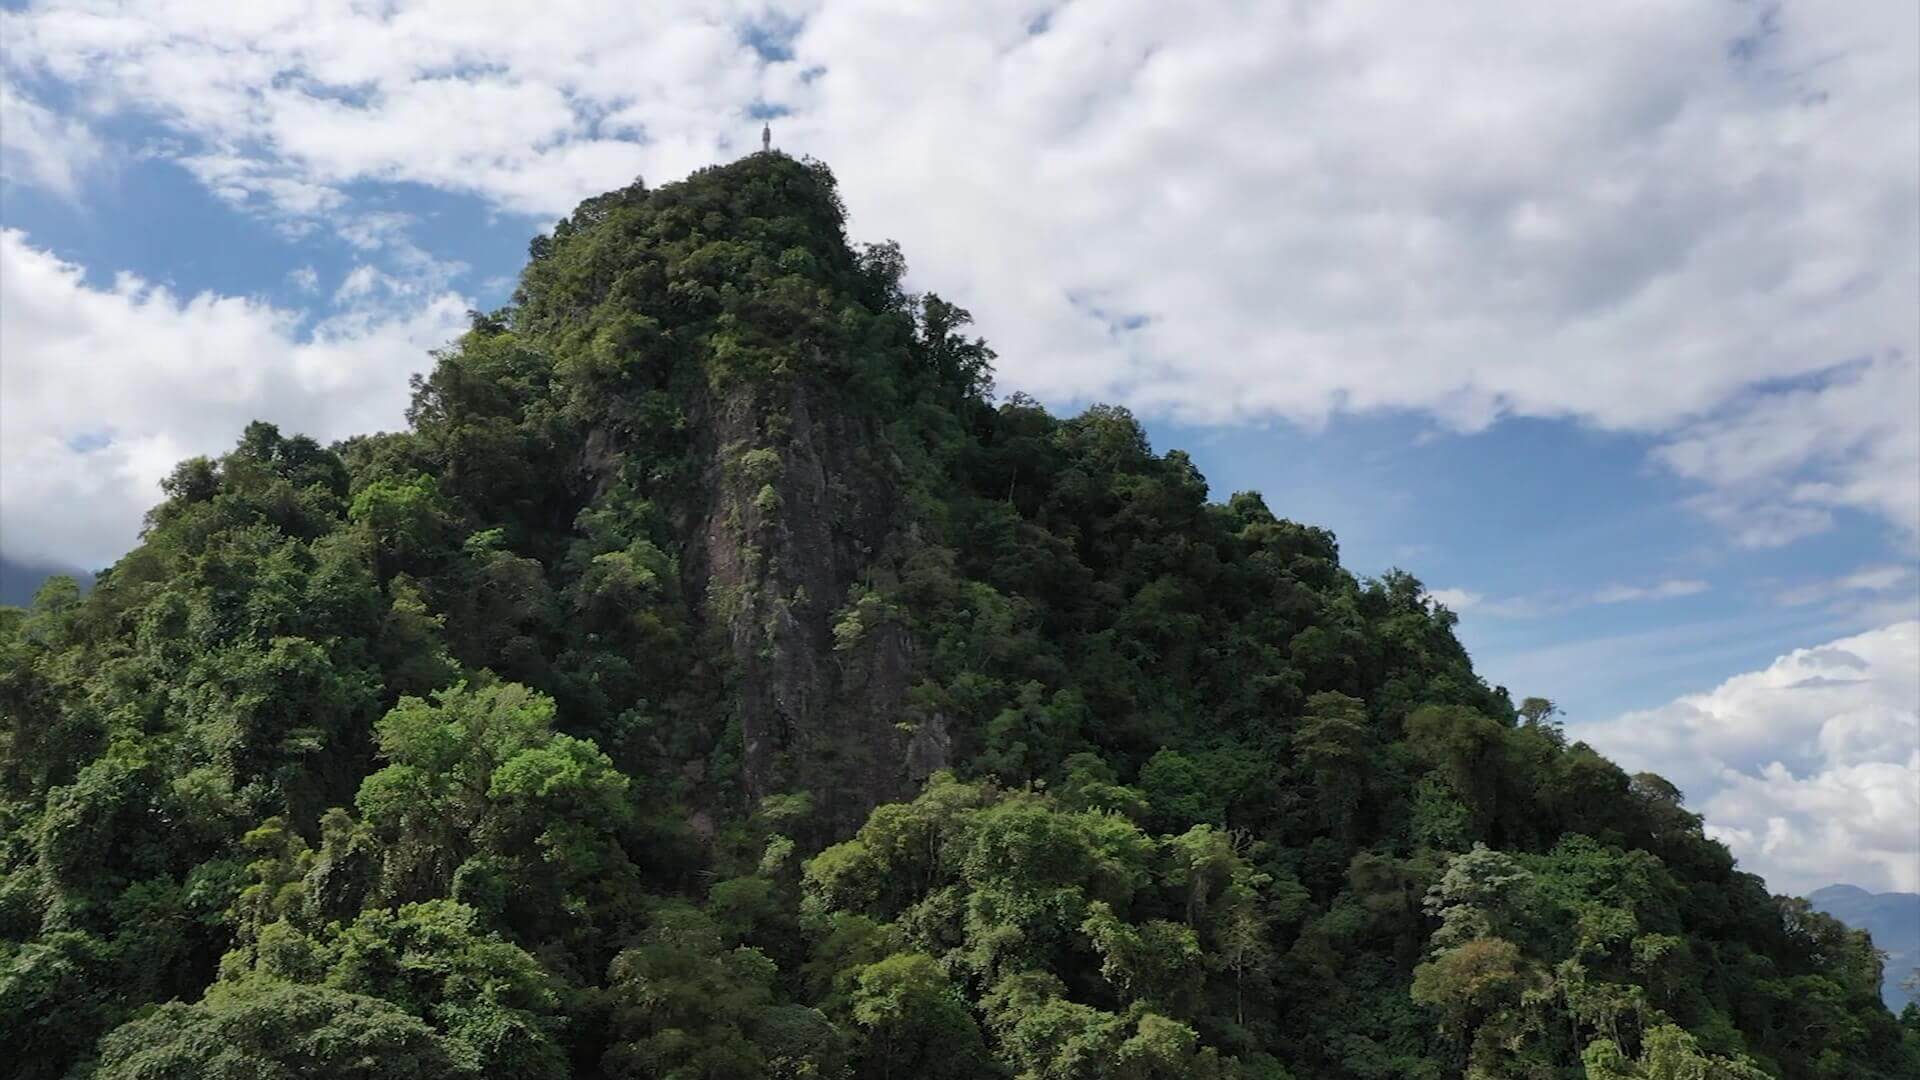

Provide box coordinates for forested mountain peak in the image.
[3,157,1915,1078]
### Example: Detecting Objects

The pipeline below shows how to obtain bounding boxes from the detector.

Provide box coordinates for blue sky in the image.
[1,0,1914,895]
[1163,411,1916,716]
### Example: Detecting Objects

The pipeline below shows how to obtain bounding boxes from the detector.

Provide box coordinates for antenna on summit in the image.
[761,121,771,154]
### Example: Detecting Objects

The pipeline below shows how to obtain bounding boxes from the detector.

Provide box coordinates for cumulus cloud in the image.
[0,230,469,570]
[1580,622,1920,894]
[0,0,1915,556]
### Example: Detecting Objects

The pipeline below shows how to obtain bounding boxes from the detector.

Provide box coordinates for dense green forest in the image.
[3,153,1915,1079]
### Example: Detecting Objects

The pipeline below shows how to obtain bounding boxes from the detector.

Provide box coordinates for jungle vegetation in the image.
[2,153,1914,1079]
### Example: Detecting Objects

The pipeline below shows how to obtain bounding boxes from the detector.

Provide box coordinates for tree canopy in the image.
[3,153,1913,1079]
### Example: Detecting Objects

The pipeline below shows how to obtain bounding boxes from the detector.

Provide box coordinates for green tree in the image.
[604,902,849,1080]
[1406,705,1508,831]
[849,952,984,1080]
[1296,691,1373,840]
[89,982,467,1079]
[354,681,631,923]
[1581,1023,1770,1079]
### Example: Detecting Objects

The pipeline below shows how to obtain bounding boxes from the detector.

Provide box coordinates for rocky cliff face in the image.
[691,374,937,833]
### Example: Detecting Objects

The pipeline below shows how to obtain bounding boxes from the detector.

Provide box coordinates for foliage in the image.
[1,152,1913,1080]
[89,982,468,1078]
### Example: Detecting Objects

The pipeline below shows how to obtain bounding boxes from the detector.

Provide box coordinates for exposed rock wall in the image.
[687,375,938,835]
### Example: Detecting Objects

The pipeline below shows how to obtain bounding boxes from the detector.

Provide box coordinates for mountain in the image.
[0,555,92,606]
[1810,885,1920,1011]
[3,153,1916,1079]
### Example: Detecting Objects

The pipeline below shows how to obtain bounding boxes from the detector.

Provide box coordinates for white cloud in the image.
[0,80,102,197]
[1656,357,1920,546]
[1840,566,1919,593]
[1431,579,1711,619]
[1426,587,1482,612]
[1580,622,1920,894]
[287,265,320,292]
[334,265,383,303]
[0,230,469,570]
[1777,564,1919,608]
[0,0,1914,551]
[1700,755,1920,897]
[1592,579,1710,605]
[1,0,754,219]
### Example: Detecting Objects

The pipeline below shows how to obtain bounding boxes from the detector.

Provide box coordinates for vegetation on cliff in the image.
[3,153,1915,1078]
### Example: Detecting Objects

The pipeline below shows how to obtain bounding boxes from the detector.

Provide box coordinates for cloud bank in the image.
[1581,622,1920,895]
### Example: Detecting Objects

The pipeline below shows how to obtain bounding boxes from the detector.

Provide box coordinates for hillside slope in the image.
[2,153,1915,1079]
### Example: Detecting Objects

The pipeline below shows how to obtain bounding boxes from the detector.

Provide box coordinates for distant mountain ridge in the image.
[1811,885,1920,1011]
[0,556,92,606]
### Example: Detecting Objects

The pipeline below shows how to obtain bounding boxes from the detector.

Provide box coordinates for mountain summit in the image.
[514,152,971,830]
[3,157,1916,1078]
